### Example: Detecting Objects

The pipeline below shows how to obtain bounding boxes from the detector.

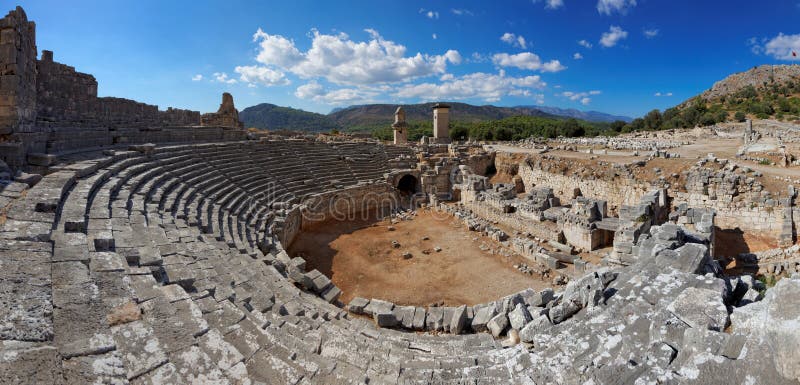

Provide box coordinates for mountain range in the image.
[239,102,632,132]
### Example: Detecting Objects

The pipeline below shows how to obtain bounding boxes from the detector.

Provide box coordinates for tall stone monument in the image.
[432,103,451,144]
[200,92,244,128]
[392,106,408,145]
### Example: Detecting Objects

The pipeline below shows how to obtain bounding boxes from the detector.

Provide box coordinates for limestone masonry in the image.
[1,5,799,385]
[0,7,244,172]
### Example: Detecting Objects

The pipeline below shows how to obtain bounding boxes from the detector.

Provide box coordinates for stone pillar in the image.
[0,7,38,169]
[432,103,451,144]
[744,119,751,143]
[392,106,407,145]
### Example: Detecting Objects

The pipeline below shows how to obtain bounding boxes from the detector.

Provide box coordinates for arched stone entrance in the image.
[396,174,419,195]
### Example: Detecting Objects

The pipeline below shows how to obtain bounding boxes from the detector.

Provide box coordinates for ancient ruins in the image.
[1,5,799,385]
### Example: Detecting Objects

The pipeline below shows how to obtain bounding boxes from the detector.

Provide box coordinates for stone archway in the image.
[396,174,419,195]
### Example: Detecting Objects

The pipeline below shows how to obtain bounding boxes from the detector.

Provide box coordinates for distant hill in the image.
[699,64,800,102]
[329,103,631,129]
[615,64,800,132]
[239,103,340,132]
[240,101,632,133]
[637,64,800,130]
[328,103,562,130]
[516,106,631,123]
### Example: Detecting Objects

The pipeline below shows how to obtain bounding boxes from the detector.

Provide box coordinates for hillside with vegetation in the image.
[328,102,558,131]
[239,103,340,132]
[371,115,620,142]
[618,65,800,134]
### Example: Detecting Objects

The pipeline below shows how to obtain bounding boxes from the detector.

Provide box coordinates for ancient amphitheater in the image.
[1,6,799,385]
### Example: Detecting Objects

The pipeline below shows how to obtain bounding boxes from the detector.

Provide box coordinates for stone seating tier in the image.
[1,138,795,384]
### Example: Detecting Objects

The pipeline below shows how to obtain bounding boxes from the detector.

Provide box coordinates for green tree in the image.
[643,109,662,130]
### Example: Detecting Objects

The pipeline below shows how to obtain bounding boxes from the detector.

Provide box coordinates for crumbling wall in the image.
[299,183,397,228]
[670,164,784,237]
[35,51,201,130]
[514,153,790,244]
[518,158,651,215]
[0,7,39,167]
[201,92,243,129]
[0,6,246,171]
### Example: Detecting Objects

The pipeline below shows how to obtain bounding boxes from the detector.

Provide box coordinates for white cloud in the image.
[573,52,583,60]
[492,52,566,73]
[600,26,628,48]
[396,71,546,102]
[761,33,800,60]
[533,0,565,9]
[212,72,237,84]
[578,39,593,49]
[234,65,289,86]
[541,60,567,72]
[432,33,438,40]
[419,8,439,19]
[747,37,766,55]
[560,90,601,105]
[597,0,637,15]
[295,81,324,99]
[241,28,461,87]
[451,8,474,16]
[191,74,203,81]
[469,52,489,63]
[654,92,673,97]
[644,29,659,38]
[252,28,304,68]
[500,33,528,49]
[295,81,380,105]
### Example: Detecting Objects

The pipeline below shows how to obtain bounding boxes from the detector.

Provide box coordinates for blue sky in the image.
[16,0,800,119]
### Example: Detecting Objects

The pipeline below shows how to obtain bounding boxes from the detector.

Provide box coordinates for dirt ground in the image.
[714,228,777,257]
[287,209,549,306]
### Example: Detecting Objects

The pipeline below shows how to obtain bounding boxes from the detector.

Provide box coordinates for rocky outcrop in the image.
[731,274,800,382]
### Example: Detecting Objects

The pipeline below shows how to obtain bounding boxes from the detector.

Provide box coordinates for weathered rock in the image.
[470,305,496,333]
[666,287,729,331]
[450,305,467,334]
[508,303,532,331]
[13,172,41,187]
[731,276,800,382]
[487,313,509,337]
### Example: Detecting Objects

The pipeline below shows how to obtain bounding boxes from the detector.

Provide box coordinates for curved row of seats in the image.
[1,140,523,384]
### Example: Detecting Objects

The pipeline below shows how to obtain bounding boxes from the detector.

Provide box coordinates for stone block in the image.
[487,313,509,337]
[26,153,57,166]
[347,297,369,314]
[374,311,397,328]
[450,305,467,334]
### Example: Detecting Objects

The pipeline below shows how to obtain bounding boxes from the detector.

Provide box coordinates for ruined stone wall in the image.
[671,191,782,236]
[670,165,785,237]
[201,92,243,129]
[35,51,201,129]
[461,200,560,242]
[0,6,244,170]
[298,183,397,230]
[462,153,494,176]
[513,153,788,242]
[518,159,651,215]
[0,7,39,167]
